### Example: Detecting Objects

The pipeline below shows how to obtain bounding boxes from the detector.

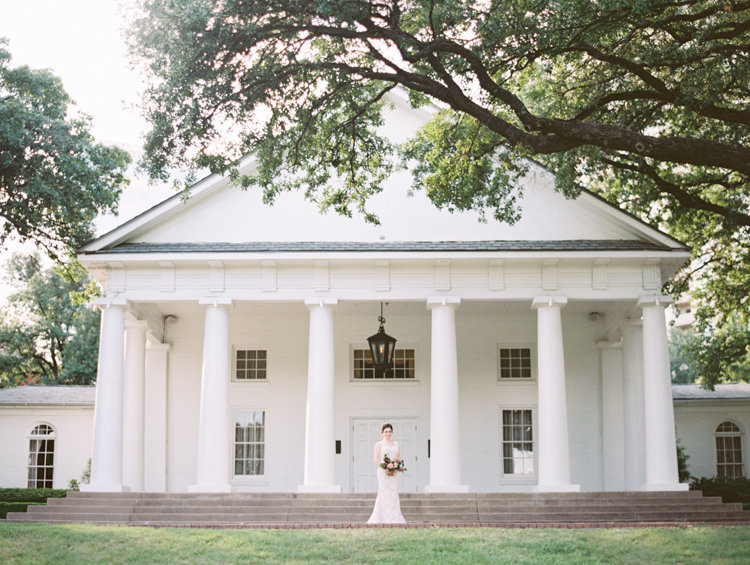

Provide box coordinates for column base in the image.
[639,482,690,492]
[80,483,130,493]
[534,484,581,493]
[297,484,343,493]
[424,484,470,493]
[187,484,232,493]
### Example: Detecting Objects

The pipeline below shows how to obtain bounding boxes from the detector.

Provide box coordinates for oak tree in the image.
[128,1,750,381]
[0,254,100,388]
[0,39,131,258]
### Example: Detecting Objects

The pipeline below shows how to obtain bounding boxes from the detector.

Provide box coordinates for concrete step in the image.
[5,491,749,526]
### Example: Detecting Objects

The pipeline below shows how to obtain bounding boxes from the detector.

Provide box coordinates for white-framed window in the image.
[233,349,267,381]
[715,421,744,478]
[28,424,55,488]
[233,410,265,476]
[352,347,416,380]
[500,409,535,477]
[497,344,536,381]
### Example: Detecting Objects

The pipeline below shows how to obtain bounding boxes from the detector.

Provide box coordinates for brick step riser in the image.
[65,490,704,495]
[15,508,747,521]
[27,501,740,514]
[8,514,748,525]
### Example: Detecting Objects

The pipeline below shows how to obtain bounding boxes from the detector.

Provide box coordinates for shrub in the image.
[0,502,43,519]
[690,477,750,506]
[0,488,68,503]
[676,440,691,483]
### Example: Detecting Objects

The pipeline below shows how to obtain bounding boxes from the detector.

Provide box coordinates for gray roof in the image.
[672,383,750,401]
[0,385,95,405]
[83,239,672,255]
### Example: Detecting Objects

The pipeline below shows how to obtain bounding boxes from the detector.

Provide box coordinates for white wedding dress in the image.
[367,441,406,524]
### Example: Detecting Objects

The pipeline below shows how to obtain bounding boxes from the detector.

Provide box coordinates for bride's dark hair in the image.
[381,422,393,433]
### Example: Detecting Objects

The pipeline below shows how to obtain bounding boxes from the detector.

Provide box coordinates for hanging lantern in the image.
[367,302,397,376]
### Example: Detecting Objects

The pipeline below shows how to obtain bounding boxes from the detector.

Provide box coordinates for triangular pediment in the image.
[79,94,685,255]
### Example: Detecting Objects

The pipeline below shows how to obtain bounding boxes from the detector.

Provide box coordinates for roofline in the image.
[78,249,691,267]
[78,155,257,253]
[79,239,680,254]
[509,159,689,251]
[578,187,688,250]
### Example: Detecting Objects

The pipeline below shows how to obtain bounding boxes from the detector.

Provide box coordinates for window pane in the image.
[499,348,533,379]
[233,410,265,476]
[352,348,415,379]
[236,350,267,380]
[28,426,54,488]
[501,409,534,476]
[716,422,744,478]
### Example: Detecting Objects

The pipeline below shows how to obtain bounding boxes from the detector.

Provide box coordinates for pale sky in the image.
[0,0,173,297]
[1,0,143,147]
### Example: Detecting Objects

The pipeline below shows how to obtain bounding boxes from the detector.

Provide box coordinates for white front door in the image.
[351,418,419,493]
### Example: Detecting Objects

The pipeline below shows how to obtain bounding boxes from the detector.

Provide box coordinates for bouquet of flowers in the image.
[380,454,407,476]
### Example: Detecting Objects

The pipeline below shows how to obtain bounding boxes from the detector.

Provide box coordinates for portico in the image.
[80,284,686,495]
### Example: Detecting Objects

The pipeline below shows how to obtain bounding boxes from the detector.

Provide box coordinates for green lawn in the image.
[1,524,749,564]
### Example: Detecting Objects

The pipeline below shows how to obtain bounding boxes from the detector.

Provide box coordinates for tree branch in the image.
[601,156,750,226]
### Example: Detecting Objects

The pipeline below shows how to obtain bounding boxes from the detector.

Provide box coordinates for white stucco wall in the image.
[0,406,93,489]
[674,402,750,479]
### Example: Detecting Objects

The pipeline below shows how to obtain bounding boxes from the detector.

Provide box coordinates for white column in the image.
[83,297,128,492]
[599,340,625,491]
[639,295,687,491]
[144,342,170,493]
[621,320,646,491]
[532,296,579,492]
[122,320,148,492]
[298,298,341,493]
[189,298,232,492]
[425,296,468,493]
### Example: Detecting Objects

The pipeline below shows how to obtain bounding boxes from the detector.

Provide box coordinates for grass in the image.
[1,524,750,564]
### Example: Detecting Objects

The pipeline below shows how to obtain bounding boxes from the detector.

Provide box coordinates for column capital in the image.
[304,297,338,309]
[125,319,149,332]
[426,296,461,310]
[620,318,643,331]
[637,294,674,307]
[596,339,622,350]
[198,297,233,308]
[531,295,568,309]
[146,342,172,352]
[94,297,129,310]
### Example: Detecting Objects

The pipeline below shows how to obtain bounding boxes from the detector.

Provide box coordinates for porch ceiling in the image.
[135,297,638,317]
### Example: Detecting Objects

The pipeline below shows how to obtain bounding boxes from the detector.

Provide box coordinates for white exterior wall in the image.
[165,303,311,492]
[459,313,538,492]
[0,406,93,488]
[674,402,750,480]
[156,300,608,493]
[3,391,746,492]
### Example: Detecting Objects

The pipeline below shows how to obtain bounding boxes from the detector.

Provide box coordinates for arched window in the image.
[28,424,55,488]
[715,421,744,478]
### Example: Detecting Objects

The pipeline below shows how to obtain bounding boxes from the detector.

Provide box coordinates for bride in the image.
[367,422,406,524]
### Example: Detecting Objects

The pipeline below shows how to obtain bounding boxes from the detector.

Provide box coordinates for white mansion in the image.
[6,94,733,494]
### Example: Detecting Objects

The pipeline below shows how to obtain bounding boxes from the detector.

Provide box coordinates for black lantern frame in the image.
[367,302,397,376]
